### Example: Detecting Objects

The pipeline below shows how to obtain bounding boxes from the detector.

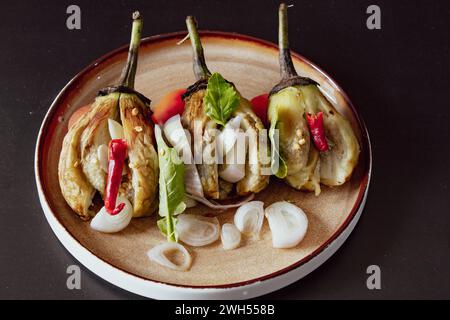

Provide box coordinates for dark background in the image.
[0,0,449,300]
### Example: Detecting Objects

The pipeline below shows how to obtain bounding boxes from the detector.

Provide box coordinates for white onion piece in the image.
[219,163,245,183]
[177,214,220,247]
[164,115,203,197]
[216,115,242,156]
[97,144,109,173]
[147,242,192,271]
[234,201,264,238]
[265,201,308,249]
[98,144,127,175]
[108,119,125,140]
[186,193,254,210]
[221,223,241,250]
[183,196,198,208]
[90,196,133,233]
[163,115,191,158]
[184,164,204,197]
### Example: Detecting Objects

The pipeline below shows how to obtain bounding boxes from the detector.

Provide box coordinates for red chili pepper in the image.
[250,93,269,126]
[151,88,186,125]
[104,139,128,215]
[306,112,329,152]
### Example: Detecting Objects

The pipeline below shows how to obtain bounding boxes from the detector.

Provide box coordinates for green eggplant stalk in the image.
[268,3,360,193]
[59,12,158,219]
[181,16,269,199]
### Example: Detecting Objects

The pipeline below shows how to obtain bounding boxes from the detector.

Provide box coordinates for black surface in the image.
[0,0,449,300]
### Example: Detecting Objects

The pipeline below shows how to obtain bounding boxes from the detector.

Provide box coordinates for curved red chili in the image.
[104,139,128,215]
[306,112,329,152]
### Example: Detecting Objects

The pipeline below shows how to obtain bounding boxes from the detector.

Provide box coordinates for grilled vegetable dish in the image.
[58,12,158,222]
[268,3,360,195]
[179,16,270,201]
[56,5,361,272]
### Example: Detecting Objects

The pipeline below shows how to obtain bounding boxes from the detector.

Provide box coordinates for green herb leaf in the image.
[157,216,179,242]
[204,72,240,126]
[269,119,288,178]
[155,126,186,242]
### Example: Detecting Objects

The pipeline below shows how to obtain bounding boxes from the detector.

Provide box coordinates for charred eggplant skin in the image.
[269,3,317,96]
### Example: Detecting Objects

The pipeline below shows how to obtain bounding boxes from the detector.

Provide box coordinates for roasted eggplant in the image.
[268,4,360,193]
[58,12,158,219]
[181,16,270,200]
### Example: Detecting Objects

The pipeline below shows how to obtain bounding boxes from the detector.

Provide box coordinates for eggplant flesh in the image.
[268,3,360,192]
[299,84,360,186]
[268,86,310,177]
[182,16,269,200]
[58,106,97,220]
[119,93,159,216]
[80,93,120,197]
[182,89,220,199]
[285,146,321,195]
[234,97,270,195]
[181,89,270,199]
[58,12,159,219]
[269,84,360,191]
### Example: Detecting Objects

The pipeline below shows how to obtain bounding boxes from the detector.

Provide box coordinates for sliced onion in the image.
[163,115,191,159]
[219,163,245,183]
[186,193,254,210]
[234,201,264,238]
[184,164,203,197]
[147,242,192,271]
[219,130,246,183]
[183,196,198,208]
[164,115,203,197]
[221,223,241,250]
[98,143,127,175]
[97,144,109,173]
[108,119,124,140]
[265,201,308,249]
[90,196,133,233]
[217,115,242,155]
[177,214,220,247]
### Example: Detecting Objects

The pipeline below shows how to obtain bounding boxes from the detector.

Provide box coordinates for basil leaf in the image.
[204,72,240,126]
[155,126,186,242]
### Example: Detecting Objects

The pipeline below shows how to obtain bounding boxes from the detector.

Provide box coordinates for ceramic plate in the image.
[35,32,371,299]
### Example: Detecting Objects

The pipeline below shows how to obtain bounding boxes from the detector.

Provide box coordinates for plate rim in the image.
[34,31,372,297]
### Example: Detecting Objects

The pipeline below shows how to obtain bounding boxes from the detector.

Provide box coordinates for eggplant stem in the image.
[279,3,298,78]
[119,11,143,89]
[186,16,211,80]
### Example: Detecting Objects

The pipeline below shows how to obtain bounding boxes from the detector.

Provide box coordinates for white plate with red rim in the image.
[35,31,371,299]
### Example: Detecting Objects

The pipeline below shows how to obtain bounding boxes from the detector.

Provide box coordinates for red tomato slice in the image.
[151,88,186,125]
[68,104,92,129]
[250,93,269,126]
